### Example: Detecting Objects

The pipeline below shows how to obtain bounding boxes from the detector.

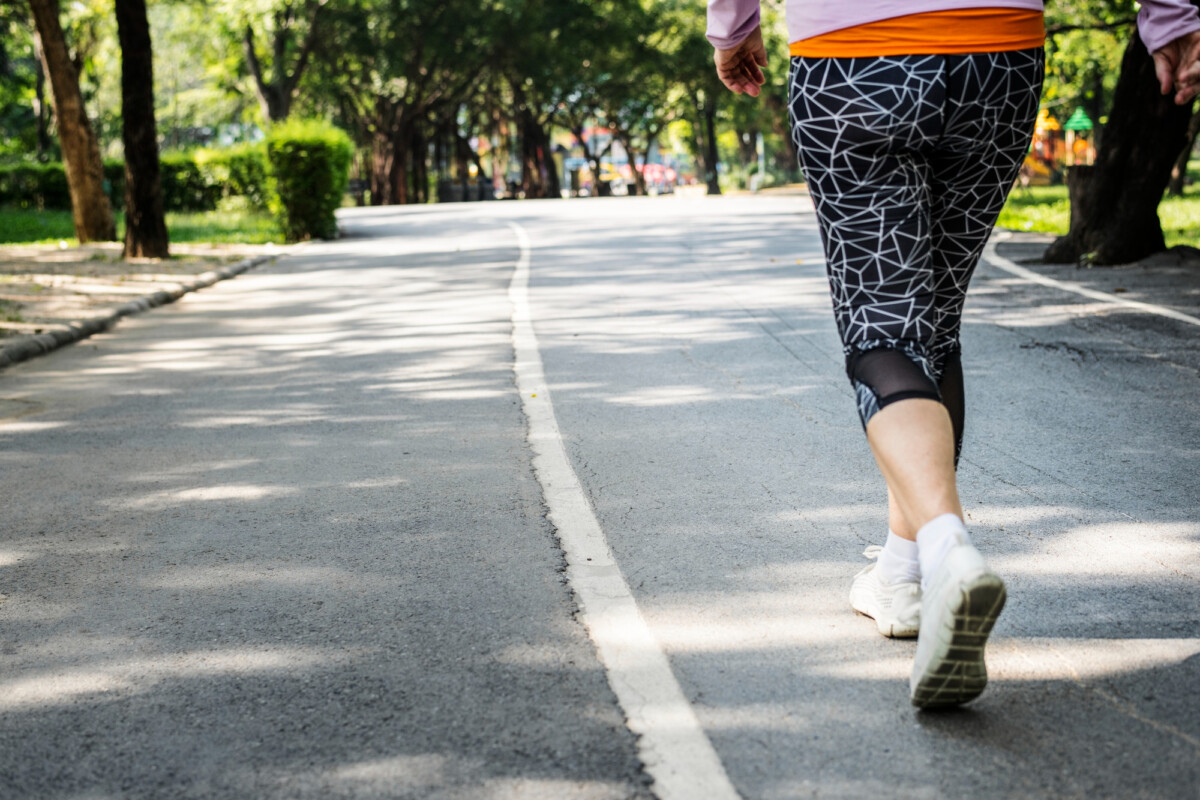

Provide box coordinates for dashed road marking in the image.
[506,221,742,800]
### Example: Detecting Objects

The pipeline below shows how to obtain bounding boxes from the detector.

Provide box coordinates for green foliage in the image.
[2,153,267,214]
[264,119,351,241]
[0,163,71,210]
[159,153,221,212]
[195,143,270,209]
[1042,0,1137,123]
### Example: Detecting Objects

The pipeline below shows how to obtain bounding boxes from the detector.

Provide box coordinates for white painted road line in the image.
[506,222,742,800]
[983,233,1200,328]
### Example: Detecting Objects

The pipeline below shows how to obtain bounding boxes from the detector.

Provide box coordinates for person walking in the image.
[706,0,1200,709]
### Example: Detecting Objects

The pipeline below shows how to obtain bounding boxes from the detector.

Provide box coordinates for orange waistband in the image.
[790,8,1045,58]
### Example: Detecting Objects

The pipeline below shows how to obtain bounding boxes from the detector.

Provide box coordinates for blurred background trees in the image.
[0,0,1197,258]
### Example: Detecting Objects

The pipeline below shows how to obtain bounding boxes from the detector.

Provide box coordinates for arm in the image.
[1138,0,1200,53]
[706,0,761,50]
[1138,0,1200,103]
[707,0,768,97]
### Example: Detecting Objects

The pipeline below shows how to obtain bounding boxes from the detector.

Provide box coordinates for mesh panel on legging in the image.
[849,347,941,410]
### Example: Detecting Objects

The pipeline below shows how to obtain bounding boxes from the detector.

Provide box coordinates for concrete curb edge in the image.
[0,253,277,372]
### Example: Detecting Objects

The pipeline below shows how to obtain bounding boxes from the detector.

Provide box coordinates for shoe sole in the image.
[910,573,1006,709]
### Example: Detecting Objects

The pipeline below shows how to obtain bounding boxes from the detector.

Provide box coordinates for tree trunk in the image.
[29,0,116,242]
[244,26,288,122]
[410,125,427,204]
[33,37,51,161]
[391,138,409,206]
[115,0,168,258]
[1166,111,1200,196]
[625,140,646,196]
[765,94,800,181]
[539,124,560,199]
[703,103,721,196]
[738,128,757,167]
[519,107,550,199]
[370,127,393,205]
[242,2,322,123]
[1044,26,1195,265]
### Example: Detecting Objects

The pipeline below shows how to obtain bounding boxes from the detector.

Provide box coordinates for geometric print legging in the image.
[789,49,1044,449]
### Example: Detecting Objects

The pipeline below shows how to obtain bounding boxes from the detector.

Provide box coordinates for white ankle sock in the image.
[875,530,921,585]
[916,513,971,590]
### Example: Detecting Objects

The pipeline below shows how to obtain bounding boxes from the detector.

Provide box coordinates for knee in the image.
[847,344,940,428]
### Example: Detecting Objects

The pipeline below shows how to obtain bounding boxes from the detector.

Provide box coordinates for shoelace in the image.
[861,545,882,560]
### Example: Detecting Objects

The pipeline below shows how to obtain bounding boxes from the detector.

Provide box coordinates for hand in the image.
[1152,29,1200,105]
[714,26,768,97]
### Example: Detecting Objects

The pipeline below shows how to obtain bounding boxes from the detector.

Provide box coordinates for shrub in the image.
[265,119,352,241]
[159,152,220,212]
[196,143,270,210]
[0,163,71,210]
[2,149,269,215]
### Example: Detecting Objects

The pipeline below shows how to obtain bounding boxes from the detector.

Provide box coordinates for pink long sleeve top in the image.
[706,0,1200,55]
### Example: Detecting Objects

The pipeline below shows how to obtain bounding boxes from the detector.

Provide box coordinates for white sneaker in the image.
[910,537,1006,709]
[849,546,921,638]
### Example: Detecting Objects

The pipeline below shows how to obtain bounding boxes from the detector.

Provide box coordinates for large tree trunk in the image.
[1044,27,1195,265]
[115,0,168,258]
[29,0,116,242]
[1166,111,1200,196]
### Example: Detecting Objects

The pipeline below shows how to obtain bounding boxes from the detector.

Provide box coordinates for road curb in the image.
[0,253,276,372]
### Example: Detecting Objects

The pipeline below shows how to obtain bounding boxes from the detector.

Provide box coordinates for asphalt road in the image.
[1,196,1197,799]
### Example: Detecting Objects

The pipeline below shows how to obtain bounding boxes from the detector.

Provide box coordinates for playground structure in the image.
[1024,106,1096,186]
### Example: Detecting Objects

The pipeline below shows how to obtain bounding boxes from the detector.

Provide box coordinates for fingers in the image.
[1171,52,1200,105]
[714,51,767,96]
[1163,31,1200,104]
[1152,50,1176,96]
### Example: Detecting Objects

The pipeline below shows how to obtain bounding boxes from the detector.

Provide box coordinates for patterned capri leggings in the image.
[789,49,1044,459]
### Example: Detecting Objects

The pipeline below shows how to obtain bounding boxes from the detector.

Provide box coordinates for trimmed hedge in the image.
[1,145,271,213]
[196,143,270,210]
[265,119,352,242]
[159,153,220,212]
[0,163,71,210]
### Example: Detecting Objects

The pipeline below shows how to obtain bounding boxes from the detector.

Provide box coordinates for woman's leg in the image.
[790,54,951,640]
[870,399,962,534]
[904,49,1044,708]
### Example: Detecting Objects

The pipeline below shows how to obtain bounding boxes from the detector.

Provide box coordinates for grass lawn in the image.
[997,161,1200,249]
[0,207,283,246]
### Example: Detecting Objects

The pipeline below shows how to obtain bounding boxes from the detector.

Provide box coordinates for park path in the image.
[2,196,1199,799]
